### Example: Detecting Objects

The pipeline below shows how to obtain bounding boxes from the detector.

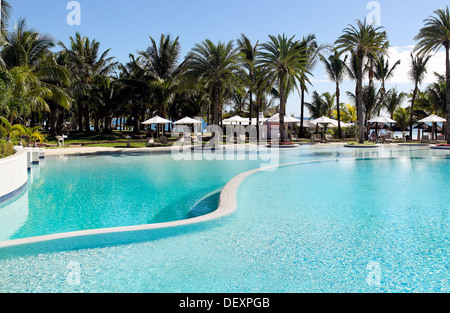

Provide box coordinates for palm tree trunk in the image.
[446,45,450,144]
[213,85,220,126]
[336,82,342,138]
[300,87,305,137]
[410,83,418,140]
[78,104,83,131]
[279,79,286,143]
[356,55,364,144]
[256,95,261,141]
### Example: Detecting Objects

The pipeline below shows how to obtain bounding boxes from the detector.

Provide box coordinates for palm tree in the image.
[186,39,240,126]
[297,34,324,137]
[305,91,324,120]
[321,51,347,138]
[425,73,447,116]
[408,52,431,139]
[59,33,116,131]
[258,34,309,142]
[237,34,259,125]
[383,88,406,119]
[414,6,450,143]
[374,54,401,106]
[393,107,410,132]
[2,19,54,69]
[0,0,12,44]
[138,34,186,119]
[335,19,389,143]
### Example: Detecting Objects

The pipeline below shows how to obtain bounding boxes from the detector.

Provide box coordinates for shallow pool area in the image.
[0,145,449,292]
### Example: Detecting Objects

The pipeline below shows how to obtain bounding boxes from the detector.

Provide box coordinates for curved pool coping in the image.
[0,157,339,250]
[1,152,448,250]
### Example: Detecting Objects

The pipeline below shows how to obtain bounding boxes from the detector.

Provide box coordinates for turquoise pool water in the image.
[0,146,449,292]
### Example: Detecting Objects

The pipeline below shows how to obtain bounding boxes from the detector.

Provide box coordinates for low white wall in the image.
[0,149,28,201]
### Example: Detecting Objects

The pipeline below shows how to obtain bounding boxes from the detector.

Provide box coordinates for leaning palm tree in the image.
[414,6,450,143]
[408,52,431,139]
[320,51,347,138]
[335,19,389,143]
[186,39,240,126]
[258,34,309,142]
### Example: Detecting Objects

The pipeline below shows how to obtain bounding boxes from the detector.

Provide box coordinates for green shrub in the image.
[0,140,15,158]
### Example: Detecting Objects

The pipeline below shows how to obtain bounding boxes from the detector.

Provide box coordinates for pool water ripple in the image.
[0,146,449,292]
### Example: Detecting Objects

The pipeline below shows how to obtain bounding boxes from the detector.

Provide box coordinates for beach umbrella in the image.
[368,116,397,124]
[174,117,202,124]
[266,113,300,123]
[418,114,446,141]
[142,115,172,139]
[368,116,397,138]
[312,116,338,140]
[223,115,249,125]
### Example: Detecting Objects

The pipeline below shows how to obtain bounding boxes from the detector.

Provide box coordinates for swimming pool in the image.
[0,146,448,292]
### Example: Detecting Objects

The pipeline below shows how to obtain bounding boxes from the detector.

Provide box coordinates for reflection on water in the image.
[0,191,29,241]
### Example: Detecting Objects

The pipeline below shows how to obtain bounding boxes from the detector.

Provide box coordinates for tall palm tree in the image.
[258,34,309,142]
[297,34,324,137]
[408,52,431,139]
[414,6,450,143]
[335,19,389,143]
[186,39,240,126]
[237,34,259,125]
[321,51,347,138]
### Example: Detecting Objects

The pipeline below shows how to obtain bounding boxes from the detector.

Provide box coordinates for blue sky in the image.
[7,0,450,117]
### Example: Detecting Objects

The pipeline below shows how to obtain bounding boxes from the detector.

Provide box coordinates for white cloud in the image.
[384,45,446,85]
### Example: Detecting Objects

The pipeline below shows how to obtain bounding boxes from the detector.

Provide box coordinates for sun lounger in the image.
[382,133,393,143]
[420,134,430,143]
[312,133,322,143]
[436,134,445,143]
[159,136,168,144]
[325,133,332,142]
